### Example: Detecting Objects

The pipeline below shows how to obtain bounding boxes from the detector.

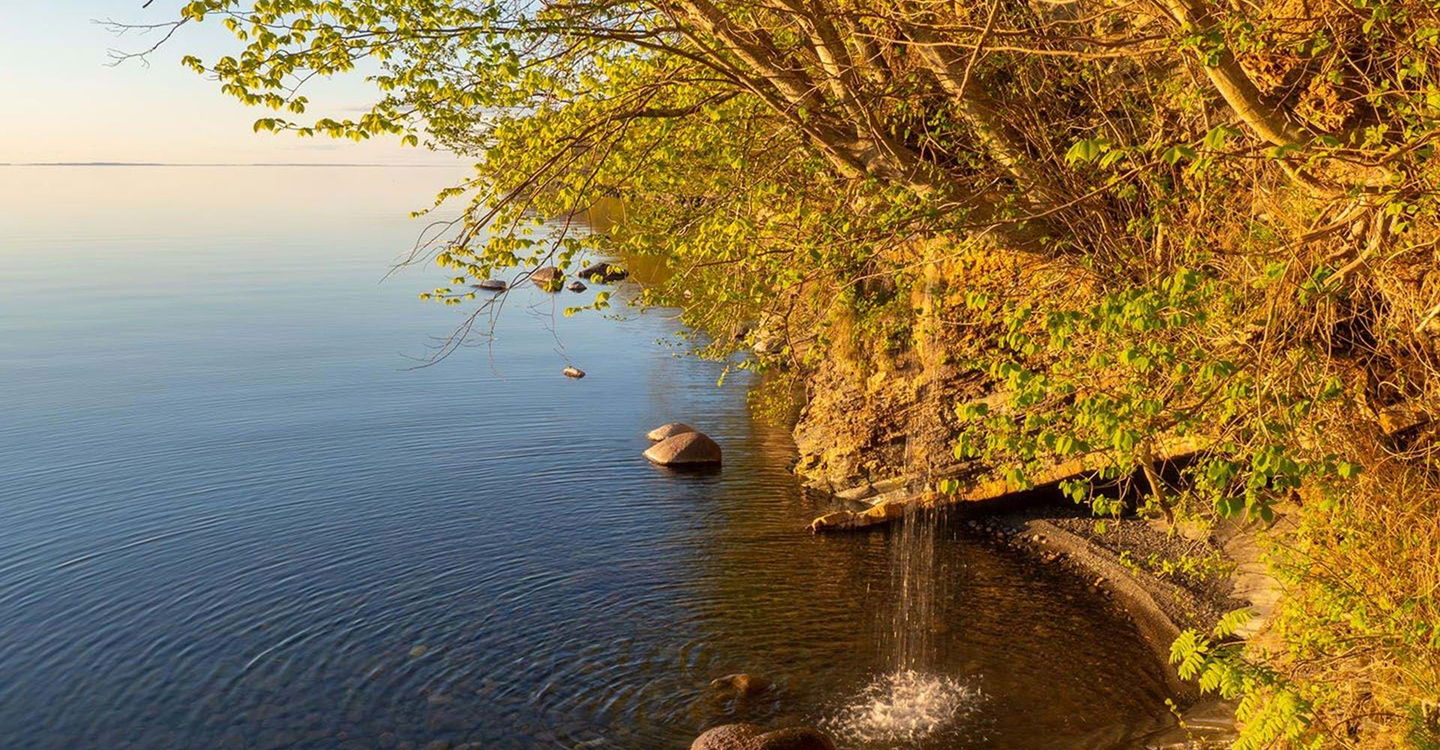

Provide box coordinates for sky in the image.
[0,2,459,165]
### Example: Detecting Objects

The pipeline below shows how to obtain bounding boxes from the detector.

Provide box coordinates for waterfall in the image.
[827,294,980,744]
[825,502,978,745]
[889,503,941,673]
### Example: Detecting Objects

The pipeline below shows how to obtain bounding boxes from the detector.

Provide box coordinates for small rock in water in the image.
[645,422,696,442]
[567,280,587,292]
[409,645,429,658]
[643,431,722,466]
[563,366,586,379]
[577,261,627,283]
[530,266,564,291]
[709,673,772,698]
[473,279,507,291]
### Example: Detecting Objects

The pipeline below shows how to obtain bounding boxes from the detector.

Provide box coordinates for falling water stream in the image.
[890,506,944,673]
[826,504,982,746]
[1,166,1180,749]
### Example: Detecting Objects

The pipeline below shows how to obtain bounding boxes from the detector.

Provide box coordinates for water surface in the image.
[0,166,1175,748]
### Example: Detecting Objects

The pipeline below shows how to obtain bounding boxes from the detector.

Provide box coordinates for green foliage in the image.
[1171,616,1321,749]
[952,267,1352,523]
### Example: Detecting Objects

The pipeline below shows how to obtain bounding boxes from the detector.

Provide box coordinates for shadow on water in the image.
[648,463,726,478]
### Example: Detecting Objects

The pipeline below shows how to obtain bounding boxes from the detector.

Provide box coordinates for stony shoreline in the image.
[801,479,1286,747]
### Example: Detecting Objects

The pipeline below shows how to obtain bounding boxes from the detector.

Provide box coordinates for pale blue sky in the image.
[0,2,457,164]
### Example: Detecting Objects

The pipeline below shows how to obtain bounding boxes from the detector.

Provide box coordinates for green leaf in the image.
[1065,137,1112,165]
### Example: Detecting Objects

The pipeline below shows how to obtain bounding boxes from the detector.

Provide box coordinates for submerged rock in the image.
[473,279,507,291]
[577,261,627,283]
[563,366,586,379]
[709,673,772,698]
[643,431,722,466]
[530,266,564,291]
[645,422,696,442]
[690,724,835,750]
[567,280,587,292]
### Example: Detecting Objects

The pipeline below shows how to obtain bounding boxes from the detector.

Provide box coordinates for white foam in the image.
[824,669,979,745]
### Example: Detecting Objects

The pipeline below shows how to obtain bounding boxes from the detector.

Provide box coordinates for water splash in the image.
[824,669,979,745]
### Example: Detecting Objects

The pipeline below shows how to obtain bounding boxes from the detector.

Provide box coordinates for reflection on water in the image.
[0,166,1175,749]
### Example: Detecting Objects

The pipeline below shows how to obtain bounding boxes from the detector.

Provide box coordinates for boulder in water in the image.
[473,279,507,291]
[643,431,721,466]
[646,423,696,442]
[690,724,835,750]
[691,724,763,750]
[530,266,564,291]
[562,366,586,379]
[578,261,627,283]
[709,673,771,698]
[567,280,587,292]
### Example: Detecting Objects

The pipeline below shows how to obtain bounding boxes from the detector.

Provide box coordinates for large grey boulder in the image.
[646,423,696,442]
[473,279,507,291]
[690,724,835,750]
[643,431,722,466]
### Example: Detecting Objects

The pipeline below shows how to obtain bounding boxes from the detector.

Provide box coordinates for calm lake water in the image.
[0,166,1175,749]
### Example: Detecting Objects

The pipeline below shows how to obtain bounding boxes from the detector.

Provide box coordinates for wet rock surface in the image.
[708,673,772,698]
[691,723,835,750]
[643,431,722,466]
